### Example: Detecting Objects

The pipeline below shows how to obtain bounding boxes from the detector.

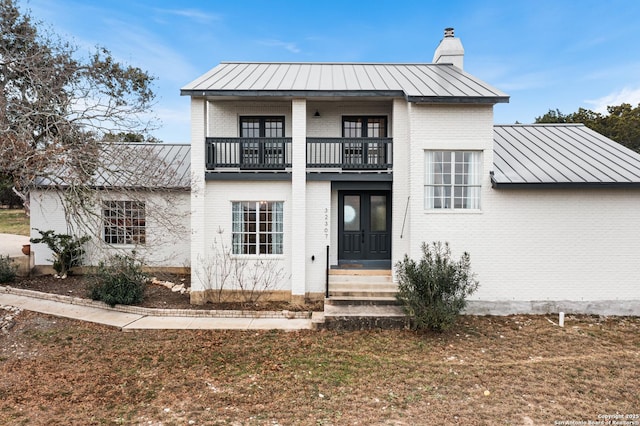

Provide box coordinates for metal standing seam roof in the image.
[492,124,640,187]
[180,62,509,104]
[35,143,191,189]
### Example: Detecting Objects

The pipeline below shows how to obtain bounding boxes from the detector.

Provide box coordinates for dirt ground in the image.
[7,274,323,312]
[0,309,638,425]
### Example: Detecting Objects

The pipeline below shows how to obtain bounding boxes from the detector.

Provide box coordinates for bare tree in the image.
[0,0,157,214]
[195,229,288,305]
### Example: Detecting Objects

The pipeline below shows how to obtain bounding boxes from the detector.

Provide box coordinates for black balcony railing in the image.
[306,137,392,169]
[205,137,392,170]
[206,137,292,170]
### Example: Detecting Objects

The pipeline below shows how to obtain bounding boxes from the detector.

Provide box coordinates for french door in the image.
[338,191,391,261]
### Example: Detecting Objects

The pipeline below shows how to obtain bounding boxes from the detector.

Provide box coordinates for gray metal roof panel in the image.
[36,144,191,189]
[492,124,640,186]
[181,62,509,103]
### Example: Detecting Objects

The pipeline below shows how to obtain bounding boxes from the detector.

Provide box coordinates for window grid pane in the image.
[425,151,481,210]
[232,201,283,255]
[103,201,146,245]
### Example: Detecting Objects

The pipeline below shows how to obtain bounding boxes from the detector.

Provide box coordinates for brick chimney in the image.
[433,27,464,69]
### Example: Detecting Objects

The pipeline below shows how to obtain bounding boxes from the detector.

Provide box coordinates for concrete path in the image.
[0,292,314,331]
[0,233,30,257]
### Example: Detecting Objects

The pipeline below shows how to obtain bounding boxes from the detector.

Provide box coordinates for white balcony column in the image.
[290,98,307,299]
[190,97,208,300]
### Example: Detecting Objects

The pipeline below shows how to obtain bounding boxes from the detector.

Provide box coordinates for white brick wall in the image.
[30,189,190,268]
[306,102,393,137]
[412,187,640,302]
[198,181,293,293]
[403,103,640,305]
[208,101,292,137]
[392,99,411,268]
[305,181,332,294]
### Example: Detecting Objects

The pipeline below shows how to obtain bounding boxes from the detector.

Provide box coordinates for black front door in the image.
[338,191,391,262]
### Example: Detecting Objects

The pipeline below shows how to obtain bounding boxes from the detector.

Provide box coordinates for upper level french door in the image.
[342,116,388,167]
[239,116,286,167]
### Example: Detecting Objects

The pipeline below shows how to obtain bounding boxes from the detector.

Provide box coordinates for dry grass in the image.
[0,209,29,236]
[1,311,638,425]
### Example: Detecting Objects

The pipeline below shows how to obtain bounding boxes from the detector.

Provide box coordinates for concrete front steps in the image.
[318,269,410,330]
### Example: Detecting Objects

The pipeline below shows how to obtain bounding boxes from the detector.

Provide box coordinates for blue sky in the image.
[21,0,640,142]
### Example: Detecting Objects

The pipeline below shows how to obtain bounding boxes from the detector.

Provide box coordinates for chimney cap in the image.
[444,27,455,38]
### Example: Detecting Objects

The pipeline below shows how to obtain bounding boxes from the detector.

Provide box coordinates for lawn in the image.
[1,311,638,425]
[0,208,29,235]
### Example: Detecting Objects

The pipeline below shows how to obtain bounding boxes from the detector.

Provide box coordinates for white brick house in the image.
[182,28,640,315]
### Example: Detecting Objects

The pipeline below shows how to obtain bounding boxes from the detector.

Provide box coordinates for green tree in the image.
[536,103,640,153]
[101,132,160,143]
[0,0,157,213]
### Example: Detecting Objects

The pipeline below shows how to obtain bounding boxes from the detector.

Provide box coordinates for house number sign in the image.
[324,208,329,239]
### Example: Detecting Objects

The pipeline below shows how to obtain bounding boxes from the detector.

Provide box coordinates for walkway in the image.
[0,233,29,257]
[0,289,317,331]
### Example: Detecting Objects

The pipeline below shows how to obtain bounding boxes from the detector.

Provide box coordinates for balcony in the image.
[306,138,392,169]
[206,137,392,171]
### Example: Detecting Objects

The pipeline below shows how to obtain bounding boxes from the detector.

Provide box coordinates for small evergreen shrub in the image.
[395,242,479,332]
[90,254,148,307]
[30,229,90,277]
[0,254,17,283]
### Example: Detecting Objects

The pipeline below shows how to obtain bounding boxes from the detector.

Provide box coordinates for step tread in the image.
[329,269,392,276]
[324,304,406,317]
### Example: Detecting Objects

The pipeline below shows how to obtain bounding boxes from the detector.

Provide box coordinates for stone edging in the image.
[0,286,313,319]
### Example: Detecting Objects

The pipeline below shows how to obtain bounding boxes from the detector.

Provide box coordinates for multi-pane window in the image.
[232,201,284,255]
[342,116,387,166]
[425,151,481,209]
[103,201,146,244]
[240,117,285,167]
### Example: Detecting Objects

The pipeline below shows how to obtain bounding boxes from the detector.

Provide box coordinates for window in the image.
[240,117,285,167]
[232,201,284,255]
[342,116,387,165]
[425,151,481,209]
[103,201,146,244]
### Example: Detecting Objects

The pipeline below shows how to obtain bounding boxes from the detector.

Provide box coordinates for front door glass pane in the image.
[370,195,387,232]
[344,195,360,231]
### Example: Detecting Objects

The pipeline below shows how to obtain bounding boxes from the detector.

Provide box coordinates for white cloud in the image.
[258,39,301,54]
[585,87,640,113]
[154,8,220,24]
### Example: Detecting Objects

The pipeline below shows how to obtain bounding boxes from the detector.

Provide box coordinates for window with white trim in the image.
[232,201,284,254]
[425,151,481,209]
[103,201,146,244]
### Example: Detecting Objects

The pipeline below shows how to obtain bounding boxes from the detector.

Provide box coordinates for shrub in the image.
[30,229,90,277]
[90,254,148,307]
[0,254,17,283]
[395,242,479,332]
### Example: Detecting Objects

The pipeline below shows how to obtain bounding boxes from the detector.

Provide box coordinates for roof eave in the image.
[180,89,406,98]
[491,179,640,189]
[408,95,510,104]
[180,89,510,104]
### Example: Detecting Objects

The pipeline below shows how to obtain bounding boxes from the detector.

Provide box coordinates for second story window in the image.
[239,117,286,168]
[424,151,481,210]
[342,116,388,166]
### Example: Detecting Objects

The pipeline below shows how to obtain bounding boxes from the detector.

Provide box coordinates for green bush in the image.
[0,254,17,283]
[30,229,89,277]
[395,242,479,332]
[90,254,148,307]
